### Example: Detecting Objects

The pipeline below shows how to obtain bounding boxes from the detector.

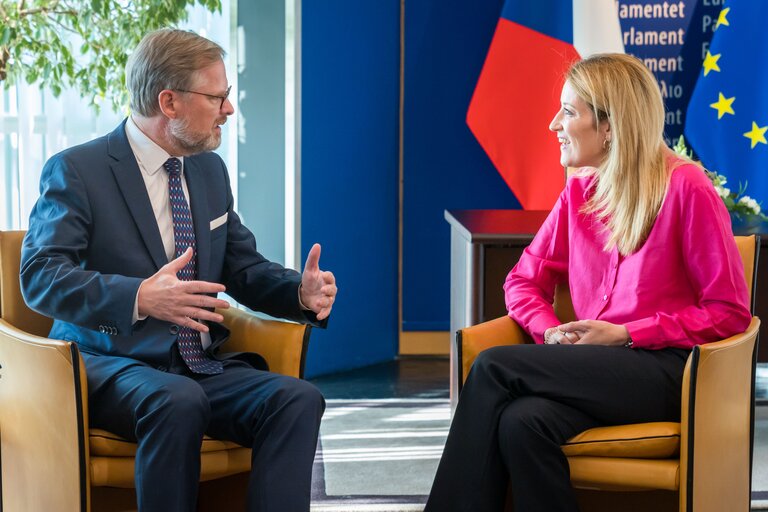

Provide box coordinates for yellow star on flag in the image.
[702,51,721,76]
[716,7,730,29]
[709,93,735,119]
[743,122,768,149]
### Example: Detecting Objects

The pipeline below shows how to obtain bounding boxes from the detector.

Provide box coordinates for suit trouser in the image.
[88,355,325,512]
[425,343,689,512]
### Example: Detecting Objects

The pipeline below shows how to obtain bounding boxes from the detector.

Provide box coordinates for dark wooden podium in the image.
[445,209,767,362]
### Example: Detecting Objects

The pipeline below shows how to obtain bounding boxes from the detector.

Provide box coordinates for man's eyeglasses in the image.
[175,85,232,109]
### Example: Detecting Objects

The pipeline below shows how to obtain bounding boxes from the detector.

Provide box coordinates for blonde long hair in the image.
[568,54,669,255]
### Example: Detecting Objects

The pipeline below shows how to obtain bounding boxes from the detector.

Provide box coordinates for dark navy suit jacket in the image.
[20,121,320,386]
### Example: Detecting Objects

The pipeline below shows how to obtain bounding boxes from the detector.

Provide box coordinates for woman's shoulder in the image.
[668,158,713,193]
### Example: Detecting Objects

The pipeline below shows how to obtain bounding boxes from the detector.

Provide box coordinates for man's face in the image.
[167,60,234,155]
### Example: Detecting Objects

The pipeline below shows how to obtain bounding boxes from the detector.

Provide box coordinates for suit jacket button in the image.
[169,325,180,335]
[99,326,106,333]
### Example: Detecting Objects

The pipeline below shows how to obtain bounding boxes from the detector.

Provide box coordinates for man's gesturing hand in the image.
[137,247,230,333]
[300,243,337,321]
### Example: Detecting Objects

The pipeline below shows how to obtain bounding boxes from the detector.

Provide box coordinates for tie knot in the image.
[163,157,182,176]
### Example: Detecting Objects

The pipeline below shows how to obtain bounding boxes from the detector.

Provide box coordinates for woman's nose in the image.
[549,112,561,132]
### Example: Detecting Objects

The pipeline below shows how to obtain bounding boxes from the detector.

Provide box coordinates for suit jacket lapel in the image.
[107,121,168,271]
[184,157,212,282]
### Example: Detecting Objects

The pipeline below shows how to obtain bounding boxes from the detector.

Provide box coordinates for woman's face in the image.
[549,81,610,168]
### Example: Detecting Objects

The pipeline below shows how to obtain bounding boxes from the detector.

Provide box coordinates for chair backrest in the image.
[735,235,759,312]
[0,230,53,336]
[552,235,759,320]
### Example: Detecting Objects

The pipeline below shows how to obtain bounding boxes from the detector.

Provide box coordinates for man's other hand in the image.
[138,247,230,332]
[300,243,337,321]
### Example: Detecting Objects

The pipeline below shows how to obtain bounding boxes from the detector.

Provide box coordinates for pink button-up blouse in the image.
[503,161,752,349]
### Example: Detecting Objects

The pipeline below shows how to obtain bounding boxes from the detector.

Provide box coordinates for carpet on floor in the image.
[310,398,448,511]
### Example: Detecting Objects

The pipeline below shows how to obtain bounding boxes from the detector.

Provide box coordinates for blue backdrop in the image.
[402,0,520,332]
[302,0,400,377]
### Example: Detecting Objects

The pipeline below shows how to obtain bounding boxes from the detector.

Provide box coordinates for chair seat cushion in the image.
[562,422,680,459]
[90,428,243,456]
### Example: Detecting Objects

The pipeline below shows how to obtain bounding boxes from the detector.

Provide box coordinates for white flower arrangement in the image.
[673,136,768,222]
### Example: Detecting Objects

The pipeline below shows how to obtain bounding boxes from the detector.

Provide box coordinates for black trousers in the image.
[88,356,325,512]
[425,343,689,512]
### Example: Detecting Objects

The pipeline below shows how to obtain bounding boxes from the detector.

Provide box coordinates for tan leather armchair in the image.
[453,235,760,512]
[0,230,313,511]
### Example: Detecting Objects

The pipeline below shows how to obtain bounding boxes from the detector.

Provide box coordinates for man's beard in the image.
[166,116,222,155]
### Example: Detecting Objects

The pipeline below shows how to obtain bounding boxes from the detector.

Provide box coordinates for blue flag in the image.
[685,3,768,209]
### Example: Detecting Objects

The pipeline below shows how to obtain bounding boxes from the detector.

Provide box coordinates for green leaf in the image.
[3,0,219,112]
[0,27,11,46]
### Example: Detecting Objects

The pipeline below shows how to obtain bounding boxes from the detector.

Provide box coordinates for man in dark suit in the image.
[19,28,336,512]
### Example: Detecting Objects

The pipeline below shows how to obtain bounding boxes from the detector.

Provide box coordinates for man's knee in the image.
[138,378,211,432]
[279,378,325,412]
[262,377,326,427]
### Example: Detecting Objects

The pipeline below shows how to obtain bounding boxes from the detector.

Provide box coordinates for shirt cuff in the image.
[516,311,561,344]
[133,282,148,324]
[624,317,660,349]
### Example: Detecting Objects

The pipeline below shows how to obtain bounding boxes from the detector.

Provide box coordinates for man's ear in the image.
[158,90,179,119]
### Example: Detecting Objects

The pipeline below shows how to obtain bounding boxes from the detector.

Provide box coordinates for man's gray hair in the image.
[126,29,226,117]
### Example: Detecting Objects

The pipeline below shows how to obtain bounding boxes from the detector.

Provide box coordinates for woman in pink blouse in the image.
[426,54,751,512]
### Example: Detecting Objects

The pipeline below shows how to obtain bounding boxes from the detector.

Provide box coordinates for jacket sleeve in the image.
[217,162,326,327]
[20,154,143,335]
[503,186,570,343]
[624,177,751,349]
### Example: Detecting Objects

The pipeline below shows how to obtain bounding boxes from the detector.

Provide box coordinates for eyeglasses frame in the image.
[174,85,232,109]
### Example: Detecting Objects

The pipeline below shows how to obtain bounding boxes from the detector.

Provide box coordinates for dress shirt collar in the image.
[125,116,185,176]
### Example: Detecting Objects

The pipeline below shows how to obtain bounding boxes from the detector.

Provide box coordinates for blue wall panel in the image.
[302,0,400,377]
[402,0,520,331]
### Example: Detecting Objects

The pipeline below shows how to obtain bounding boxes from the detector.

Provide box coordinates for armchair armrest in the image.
[679,316,760,512]
[0,319,90,511]
[453,316,533,402]
[218,307,311,379]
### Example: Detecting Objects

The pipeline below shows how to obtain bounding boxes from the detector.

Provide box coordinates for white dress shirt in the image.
[125,116,212,349]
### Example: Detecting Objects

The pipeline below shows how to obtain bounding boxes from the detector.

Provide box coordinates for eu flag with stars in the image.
[685,3,768,209]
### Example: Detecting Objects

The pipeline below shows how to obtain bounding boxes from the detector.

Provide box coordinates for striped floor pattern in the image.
[311,398,449,511]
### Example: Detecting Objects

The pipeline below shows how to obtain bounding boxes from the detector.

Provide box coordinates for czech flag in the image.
[467,0,624,210]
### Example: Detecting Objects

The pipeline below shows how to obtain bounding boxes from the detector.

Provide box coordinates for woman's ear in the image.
[600,119,612,146]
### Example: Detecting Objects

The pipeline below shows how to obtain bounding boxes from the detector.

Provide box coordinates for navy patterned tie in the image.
[164,157,223,375]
